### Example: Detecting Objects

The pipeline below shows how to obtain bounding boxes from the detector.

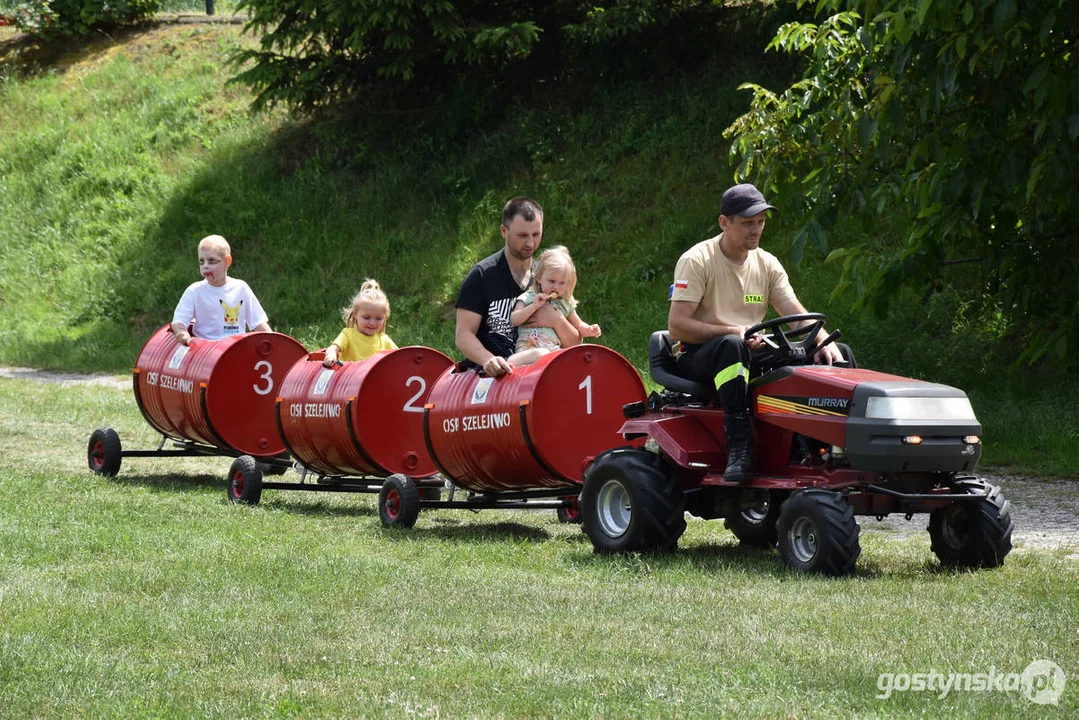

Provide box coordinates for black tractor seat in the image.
[648,331,719,402]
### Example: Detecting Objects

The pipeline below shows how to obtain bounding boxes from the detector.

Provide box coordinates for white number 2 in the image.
[578,375,593,415]
[403,376,426,413]
[252,360,273,396]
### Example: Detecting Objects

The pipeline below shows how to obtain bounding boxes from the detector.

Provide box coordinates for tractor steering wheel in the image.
[744,313,828,368]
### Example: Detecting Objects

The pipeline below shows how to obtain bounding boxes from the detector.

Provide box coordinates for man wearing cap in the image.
[668,183,843,483]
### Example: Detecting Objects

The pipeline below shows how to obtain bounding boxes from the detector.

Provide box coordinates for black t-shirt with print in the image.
[456,249,529,360]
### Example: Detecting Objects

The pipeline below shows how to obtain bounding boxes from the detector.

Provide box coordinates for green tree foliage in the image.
[4,0,159,38]
[726,0,1079,365]
[230,0,727,112]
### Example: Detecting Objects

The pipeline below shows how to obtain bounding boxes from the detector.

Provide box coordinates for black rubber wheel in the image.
[581,448,686,553]
[88,428,122,476]
[777,489,860,575]
[724,490,786,547]
[556,497,582,524]
[420,485,442,502]
[258,461,290,476]
[227,455,264,505]
[379,474,420,529]
[929,478,1013,568]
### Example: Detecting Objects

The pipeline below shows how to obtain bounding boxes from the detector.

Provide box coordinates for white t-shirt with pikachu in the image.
[172,277,268,340]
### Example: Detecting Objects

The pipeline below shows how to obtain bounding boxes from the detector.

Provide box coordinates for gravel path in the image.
[3,366,1076,554]
[860,474,1079,555]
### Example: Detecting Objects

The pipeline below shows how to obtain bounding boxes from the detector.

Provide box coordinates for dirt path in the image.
[2,366,1076,555]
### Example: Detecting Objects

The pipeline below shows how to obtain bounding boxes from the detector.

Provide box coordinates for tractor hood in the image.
[754,367,983,473]
[845,377,982,472]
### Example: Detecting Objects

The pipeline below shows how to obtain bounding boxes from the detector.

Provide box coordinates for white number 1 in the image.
[578,375,593,415]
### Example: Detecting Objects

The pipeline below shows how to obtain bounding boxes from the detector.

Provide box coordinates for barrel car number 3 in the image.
[252,360,274,396]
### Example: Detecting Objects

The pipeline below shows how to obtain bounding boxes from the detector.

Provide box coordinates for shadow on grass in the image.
[263,495,378,519]
[564,538,969,581]
[385,517,552,544]
[110,471,222,493]
[0,21,166,78]
[565,539,793,577]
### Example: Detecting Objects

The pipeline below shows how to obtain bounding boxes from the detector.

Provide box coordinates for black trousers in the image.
[675,335,749,413]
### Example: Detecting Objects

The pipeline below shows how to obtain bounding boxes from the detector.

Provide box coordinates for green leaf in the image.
[1023,63,1049,95]
[955,33,967,60]
[993,0,1016,37]
[917,0,933,25]
[916,203,943,219]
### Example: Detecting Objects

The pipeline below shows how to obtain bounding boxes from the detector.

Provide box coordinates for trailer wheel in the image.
[777,490,860,575]
[227,456,263,505]
[724,490,785,547]
[929,479,1013,568]
[88,428,123,476]
[581,448,686,553]
[380,474,420,529]
[557,496,582,524]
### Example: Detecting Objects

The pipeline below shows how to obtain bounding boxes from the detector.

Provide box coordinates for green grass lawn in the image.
[1,377,1075,717]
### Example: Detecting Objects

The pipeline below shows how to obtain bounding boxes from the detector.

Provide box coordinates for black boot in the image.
[724,411,755,483]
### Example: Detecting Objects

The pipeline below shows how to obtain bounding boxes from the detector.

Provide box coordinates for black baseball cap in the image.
[721,183,776,217]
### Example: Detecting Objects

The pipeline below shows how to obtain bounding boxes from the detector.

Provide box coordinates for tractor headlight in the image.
[864,397,977,421]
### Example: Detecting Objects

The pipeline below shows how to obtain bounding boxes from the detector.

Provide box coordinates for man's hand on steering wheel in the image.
[738,325,767,351]
[814,342,843,365]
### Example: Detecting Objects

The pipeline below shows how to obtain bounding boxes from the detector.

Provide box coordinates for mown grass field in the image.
[1,376,1076,717]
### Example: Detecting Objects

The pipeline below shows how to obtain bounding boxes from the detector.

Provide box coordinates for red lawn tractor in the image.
[578,314,1014,575]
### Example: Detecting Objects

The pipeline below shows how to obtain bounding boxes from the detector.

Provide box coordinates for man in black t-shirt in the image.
[455,197,579,376]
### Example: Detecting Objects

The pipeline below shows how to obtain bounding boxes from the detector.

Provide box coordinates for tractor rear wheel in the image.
[929,478,1013,568]
[777,489,860,575]
[724,490,785,547]
[227,455,264,505]
[581,448,686,553]
[87,428,122,476]
[379,474,420,529]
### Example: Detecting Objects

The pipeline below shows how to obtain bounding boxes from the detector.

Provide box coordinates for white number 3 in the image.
[253,360,273,396]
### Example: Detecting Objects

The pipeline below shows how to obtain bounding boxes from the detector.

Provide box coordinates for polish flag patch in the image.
[674,280,689,289]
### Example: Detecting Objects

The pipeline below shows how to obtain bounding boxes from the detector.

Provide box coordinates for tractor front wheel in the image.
[379,474,420,529]
[777,489,860,575]
[227,456,264,505]
[929,479,1013,568]
[725,490,786,547]
[581,449,686,553]
[87,428,122,476]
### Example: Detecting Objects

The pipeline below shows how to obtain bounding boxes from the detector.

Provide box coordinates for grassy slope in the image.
[1,377,1076,718]
[0,21,1076,474]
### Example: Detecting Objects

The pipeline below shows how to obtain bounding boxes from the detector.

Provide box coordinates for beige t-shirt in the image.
[670,234,795,332]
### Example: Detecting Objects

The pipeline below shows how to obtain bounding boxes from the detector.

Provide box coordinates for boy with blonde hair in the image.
[171,234,271,345]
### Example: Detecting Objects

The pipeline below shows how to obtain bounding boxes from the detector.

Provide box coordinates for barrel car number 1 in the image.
[579,375,593,415]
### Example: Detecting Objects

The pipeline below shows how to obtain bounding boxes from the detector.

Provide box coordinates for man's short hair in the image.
[502,197,543,227]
